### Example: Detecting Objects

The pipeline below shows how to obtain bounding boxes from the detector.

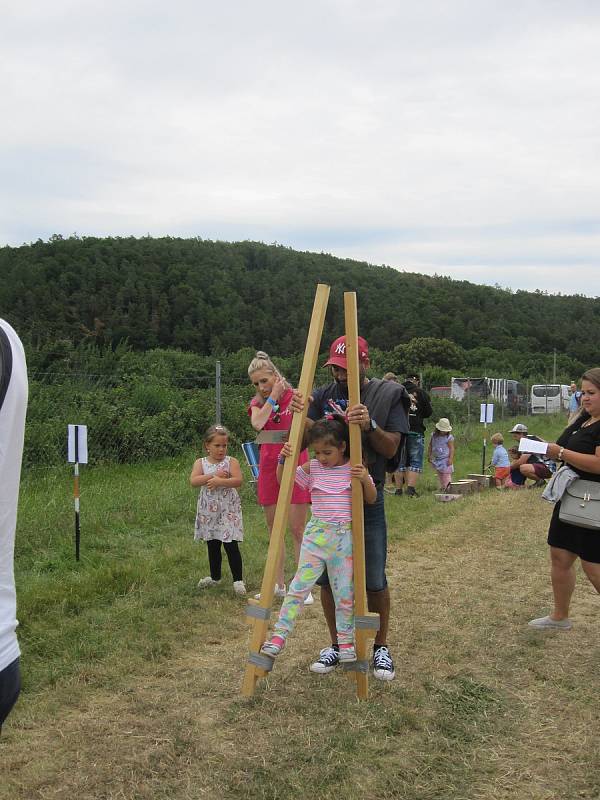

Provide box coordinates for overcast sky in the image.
[1,1,599,296]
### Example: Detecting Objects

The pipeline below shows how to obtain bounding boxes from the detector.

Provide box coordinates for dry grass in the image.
[3,489,600,800]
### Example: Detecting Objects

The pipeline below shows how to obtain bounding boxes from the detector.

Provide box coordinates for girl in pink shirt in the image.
[261,418,376,662]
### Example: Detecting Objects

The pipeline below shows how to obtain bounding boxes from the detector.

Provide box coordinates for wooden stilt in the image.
[241,284,330,697]
[342,292,380,700]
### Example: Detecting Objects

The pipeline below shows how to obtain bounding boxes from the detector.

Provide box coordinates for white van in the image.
[530,384,570,414]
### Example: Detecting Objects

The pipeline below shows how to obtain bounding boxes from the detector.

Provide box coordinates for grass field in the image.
[3,414,599,800]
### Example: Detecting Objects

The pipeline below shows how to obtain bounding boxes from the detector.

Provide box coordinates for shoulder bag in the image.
[559,479,600,530]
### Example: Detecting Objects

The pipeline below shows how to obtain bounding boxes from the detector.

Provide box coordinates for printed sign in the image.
[67,424,88,464]
[479,403,494,424]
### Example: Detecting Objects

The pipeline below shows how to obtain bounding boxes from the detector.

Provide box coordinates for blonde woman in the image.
[247,352,311,600]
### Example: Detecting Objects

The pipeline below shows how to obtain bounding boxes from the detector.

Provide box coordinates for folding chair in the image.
[242,441,260,483]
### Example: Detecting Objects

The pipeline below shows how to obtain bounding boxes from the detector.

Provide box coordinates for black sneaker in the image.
[394,488,403,496]
[309,645,340,674]
[373,645,396,681]
[528,479,546,489]
[406,487,419,498]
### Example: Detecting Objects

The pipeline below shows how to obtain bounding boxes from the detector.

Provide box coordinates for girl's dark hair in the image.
[307,416,349,450]
[203,424,229,443]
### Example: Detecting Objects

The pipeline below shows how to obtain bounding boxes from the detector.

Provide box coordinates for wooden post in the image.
[343,292,380,700]
[241,284,330,697]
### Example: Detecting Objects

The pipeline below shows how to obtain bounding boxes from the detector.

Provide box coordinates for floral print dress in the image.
[194,456,244,542]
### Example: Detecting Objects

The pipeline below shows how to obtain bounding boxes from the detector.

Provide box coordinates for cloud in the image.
[1,1,599,296]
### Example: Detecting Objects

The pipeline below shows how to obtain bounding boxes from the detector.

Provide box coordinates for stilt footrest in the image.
[341,659,370,673]
[247,652,274,671]
[355,614,380,630]
[245,604,271,620]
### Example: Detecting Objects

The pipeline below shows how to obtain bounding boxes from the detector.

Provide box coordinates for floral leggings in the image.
[273,517,354,645]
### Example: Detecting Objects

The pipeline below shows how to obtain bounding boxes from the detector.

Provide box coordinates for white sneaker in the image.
[528,615,572,630]
[233,580,247,596]
[254,583,287,600]
[303,592,315,606]
[197,576,220,588]
[260,639,284,657]
[338,644,357,662]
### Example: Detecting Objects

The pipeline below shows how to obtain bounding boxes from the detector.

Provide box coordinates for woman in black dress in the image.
[529,367,600,630]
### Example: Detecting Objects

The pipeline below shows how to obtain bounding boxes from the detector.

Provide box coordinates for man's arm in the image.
[366,424,401,459]
[349,384,407,459]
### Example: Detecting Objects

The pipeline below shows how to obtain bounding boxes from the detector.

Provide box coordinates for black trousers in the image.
[0,657,21,734]
[207,539,243,582]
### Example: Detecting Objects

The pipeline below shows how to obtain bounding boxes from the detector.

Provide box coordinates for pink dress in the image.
[248,388,311,507]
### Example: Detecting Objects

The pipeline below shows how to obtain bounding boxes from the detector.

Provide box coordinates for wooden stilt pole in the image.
[241,283,330,697]
[343,292,380,700]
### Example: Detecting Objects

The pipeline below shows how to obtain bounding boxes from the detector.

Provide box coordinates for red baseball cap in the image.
[324,335,369,369]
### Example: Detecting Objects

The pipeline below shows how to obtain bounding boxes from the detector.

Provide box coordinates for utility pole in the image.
[553,349,557,385]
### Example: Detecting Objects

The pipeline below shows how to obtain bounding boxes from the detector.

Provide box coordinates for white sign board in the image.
[67,424,88,464]
[479,403,494,424]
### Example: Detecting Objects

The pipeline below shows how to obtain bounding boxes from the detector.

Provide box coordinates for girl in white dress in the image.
[190,425,245,595]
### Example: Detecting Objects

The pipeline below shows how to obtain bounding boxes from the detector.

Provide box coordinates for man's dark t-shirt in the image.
[308,379,409,487]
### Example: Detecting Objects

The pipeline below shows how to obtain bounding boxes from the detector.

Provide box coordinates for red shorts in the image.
[495,467,510,480]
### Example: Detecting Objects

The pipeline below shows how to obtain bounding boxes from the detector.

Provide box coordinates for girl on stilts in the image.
[261,417,376,661]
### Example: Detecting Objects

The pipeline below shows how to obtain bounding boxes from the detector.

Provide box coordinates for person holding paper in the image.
[508,423,552,488]
[528,368,600,630]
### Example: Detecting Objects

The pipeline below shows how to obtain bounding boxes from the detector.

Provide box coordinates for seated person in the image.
[508,423,552,488]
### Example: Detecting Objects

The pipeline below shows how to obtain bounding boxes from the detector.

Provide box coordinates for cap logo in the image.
[334,342,346,355]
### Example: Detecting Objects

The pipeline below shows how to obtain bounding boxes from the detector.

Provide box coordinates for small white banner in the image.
[67,424,88,464]
[479,403,494,424]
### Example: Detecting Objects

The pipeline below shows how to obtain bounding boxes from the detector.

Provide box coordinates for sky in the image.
[1,0,599,296]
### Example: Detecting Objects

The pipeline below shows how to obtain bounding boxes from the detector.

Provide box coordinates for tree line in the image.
[1,235,598,372]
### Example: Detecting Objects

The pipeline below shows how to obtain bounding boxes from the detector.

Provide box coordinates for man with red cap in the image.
[295,335,409,680]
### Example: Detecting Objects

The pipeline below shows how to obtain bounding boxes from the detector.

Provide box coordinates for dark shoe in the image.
[373,645,396,681]
[394,488,403,496]
[406,487,419,498]
[528,479,546,489]
[309,645,340,674]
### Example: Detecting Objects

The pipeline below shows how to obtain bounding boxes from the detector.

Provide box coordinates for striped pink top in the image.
[294,460,374,523]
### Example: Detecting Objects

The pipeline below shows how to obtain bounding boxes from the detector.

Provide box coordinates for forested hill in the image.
[1,235,598,360]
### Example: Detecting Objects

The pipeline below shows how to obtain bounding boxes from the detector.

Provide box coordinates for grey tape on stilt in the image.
[248,651,274,671]
[355,615,380,630]
[341,659,370,673]
[245,604,271,620]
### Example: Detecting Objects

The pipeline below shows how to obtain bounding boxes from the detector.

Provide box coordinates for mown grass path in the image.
[3,482,599,800]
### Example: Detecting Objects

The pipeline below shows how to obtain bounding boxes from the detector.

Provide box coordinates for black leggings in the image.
[207,540,243,582]
[0,657,21,734]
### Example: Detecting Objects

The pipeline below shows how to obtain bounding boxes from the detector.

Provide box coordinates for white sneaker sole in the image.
[309,663,338,674]
[373,668,396,681]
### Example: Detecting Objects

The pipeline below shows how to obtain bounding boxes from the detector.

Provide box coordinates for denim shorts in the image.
[396,433,425,473]
[316,487,387,592]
